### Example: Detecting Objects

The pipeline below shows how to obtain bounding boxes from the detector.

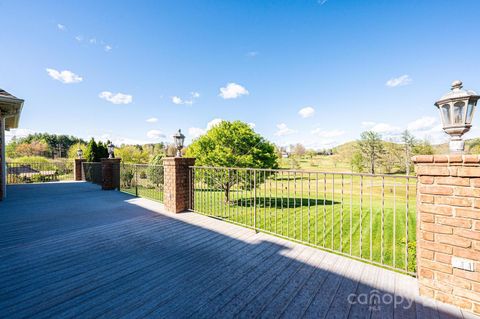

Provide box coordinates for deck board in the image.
[0,182,477,319]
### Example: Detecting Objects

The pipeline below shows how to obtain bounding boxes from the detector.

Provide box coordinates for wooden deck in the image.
[0,182,477,319]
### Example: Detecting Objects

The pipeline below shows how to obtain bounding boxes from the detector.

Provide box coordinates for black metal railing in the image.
[6,162,74,184]
[190,166,417,275]
[119,163,164,203]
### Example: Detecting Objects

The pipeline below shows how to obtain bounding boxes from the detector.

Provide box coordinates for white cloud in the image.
[362,121,401,135]
[407,116,437,131]
[275,123,296,136]
[311,128,345,138]
[46,68,83,84]
[219,83,249,99]
[99,91,133,105]
[146,130,166,139]
[171,92,199,105]
[206,118,223,130]
[298,106,315,118]
[104,45,112,52]
[5,128,35,143]
[248,122,256,129]
[188,127,205,139]
[89,38,97,44]
[188,118,225,139]
[246,51,258,57]
[146,117,158,123]
[57,24,66,31]
[75,35,83,42]
[172,96,183,105]
[386,74,412,88]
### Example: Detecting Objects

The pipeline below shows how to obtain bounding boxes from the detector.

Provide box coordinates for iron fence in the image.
[119,163,164,203]
[82,162,102,185]
[190,166,417,275]
[6,162,74,184]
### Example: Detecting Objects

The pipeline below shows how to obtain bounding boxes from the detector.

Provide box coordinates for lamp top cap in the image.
[452,80,463,90]
[435,80,479,106]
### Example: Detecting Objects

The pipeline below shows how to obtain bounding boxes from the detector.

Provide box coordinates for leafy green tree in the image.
[115,145,149,163]
[186,120,278,202]
[147,154,164,187]
[84,138,98,162]
[357,131,385,174]
[67,142,87,159]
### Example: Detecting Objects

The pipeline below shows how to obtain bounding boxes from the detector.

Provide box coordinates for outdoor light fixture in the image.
[435,80,479,153]
[107,142,115,159]
[76,148,83,159]
[173,129,185,157]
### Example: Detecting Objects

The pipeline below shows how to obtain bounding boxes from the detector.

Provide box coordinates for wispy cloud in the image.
[407,116,437,131]
[318,0,328,5]
[57,24,66,31]
[311,128,345,138]
[171,91,200,105]
[46,68,83,84]
[219,83,249,99]
[362,121,401,135]
[99,91,133,105]
[275,123,296,136]
[146,117,158,123]
[146,129,166,139]
[104,45,112,52]
[298,106,315,118]
[246,51,259,57]
[386,74,412,88]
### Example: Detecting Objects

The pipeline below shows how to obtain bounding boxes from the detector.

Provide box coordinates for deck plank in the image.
[0,182,475,319]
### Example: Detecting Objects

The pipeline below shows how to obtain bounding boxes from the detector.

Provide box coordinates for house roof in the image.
[0,88,24,130]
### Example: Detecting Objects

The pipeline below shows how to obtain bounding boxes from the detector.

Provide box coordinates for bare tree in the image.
[358,131,385,174]
[401,130,416,175]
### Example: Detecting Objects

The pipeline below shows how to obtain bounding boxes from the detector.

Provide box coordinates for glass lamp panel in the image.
[441,104,451,126]
[453,101,466,125]
[466,99,477,124]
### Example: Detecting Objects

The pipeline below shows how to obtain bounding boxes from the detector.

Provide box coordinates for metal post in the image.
[135,165,138,197]
[253,170,257,232]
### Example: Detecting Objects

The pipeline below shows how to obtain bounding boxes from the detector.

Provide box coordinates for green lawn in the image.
[192,170,417,275]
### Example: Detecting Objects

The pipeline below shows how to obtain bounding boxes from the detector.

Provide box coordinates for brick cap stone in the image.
[412,155,480,165]
[100,158,121,163]
[163,157,195,166]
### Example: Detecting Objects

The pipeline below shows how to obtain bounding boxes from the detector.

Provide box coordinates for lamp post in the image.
[173,129,185,157]
[107,142,115,159]
[435,80,479,153]
[76,148,83,159]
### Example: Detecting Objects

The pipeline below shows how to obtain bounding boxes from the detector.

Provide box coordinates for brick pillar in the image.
[101,158,121,190]
[74,159,85,181]
[413,154,480,314]
[163,157,195,213]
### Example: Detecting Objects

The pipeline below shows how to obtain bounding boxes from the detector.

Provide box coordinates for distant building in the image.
[0,89,24,199]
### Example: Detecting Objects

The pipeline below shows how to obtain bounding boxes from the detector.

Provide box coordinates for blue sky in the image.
[1,0,480,149]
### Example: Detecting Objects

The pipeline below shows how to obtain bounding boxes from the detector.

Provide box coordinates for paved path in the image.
[0,182,477,318]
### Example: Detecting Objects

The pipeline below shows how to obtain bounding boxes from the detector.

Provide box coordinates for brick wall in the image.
[163,157,195,213]
[414,154,480,314]
[101,158,121,190]
[74,159,85,181]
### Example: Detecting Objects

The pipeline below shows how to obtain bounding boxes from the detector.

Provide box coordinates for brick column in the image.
[413,154,480,314]
[101,158,121,190]
[74,159,85,181]
[163,157,195,213]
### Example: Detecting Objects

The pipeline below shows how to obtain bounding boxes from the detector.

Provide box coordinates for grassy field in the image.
[191,169,417,275]
[118,161,417,275]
